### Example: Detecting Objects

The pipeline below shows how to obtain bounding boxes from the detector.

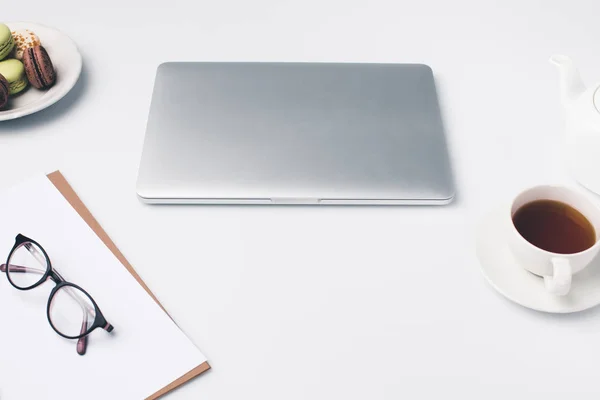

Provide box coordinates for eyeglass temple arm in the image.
[77,320,89,355]
[0,263,45,274]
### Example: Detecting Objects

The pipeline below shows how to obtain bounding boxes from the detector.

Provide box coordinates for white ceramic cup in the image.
[508,186,600,296]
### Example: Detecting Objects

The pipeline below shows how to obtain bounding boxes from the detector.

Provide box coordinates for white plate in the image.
[0,22,82,121]
[476,207,600,313]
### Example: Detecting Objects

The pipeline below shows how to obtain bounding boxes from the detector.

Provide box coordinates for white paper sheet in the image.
[0,176,207,399]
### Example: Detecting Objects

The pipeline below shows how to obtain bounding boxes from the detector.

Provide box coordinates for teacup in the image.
[508,186,600,296]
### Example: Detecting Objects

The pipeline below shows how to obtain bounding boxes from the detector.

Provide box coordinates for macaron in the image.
[0,24,15,60]
[0,73,9,109]
[0,59,28,95]
[23,45,56,90]
[11,29,41,60]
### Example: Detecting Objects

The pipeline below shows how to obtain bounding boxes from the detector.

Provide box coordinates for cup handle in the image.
[544,258,572,296]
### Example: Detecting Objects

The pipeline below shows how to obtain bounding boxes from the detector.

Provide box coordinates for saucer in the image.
[0,22,82,121]
[476,208,600,313]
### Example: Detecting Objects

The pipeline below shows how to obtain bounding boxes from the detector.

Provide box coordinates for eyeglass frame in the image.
[1,234,114,354]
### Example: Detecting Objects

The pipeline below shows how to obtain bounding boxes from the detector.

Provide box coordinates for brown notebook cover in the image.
[47,171,210,399]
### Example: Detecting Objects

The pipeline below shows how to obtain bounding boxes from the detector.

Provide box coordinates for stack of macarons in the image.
[0,23,57,110]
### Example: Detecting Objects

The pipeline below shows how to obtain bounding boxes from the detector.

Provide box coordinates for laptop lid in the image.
[137,62,454,205]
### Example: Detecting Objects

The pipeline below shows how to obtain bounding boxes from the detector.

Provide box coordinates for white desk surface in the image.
[2,1,600,399]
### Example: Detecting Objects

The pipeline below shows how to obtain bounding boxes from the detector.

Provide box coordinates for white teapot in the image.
[551,55,600,194]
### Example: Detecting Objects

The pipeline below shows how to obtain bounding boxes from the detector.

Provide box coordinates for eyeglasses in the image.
[1,234,114,355]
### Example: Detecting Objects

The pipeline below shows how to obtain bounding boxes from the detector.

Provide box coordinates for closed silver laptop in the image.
[137,62,454,205]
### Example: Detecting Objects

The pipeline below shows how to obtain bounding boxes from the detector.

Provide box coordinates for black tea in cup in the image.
[512,200,596,254]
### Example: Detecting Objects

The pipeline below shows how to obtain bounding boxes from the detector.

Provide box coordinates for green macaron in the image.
[0,24,15,60]
[0,59,28,95]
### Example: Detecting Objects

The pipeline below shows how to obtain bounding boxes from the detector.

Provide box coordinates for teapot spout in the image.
[550,55,586,105]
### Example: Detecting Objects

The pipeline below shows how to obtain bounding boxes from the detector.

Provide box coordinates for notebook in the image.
[0,171,210,399]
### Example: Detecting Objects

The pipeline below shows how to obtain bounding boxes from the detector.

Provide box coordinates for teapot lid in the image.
[595,86,600,113]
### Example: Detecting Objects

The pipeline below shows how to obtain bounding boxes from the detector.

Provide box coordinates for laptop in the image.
[137,62,454,205]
